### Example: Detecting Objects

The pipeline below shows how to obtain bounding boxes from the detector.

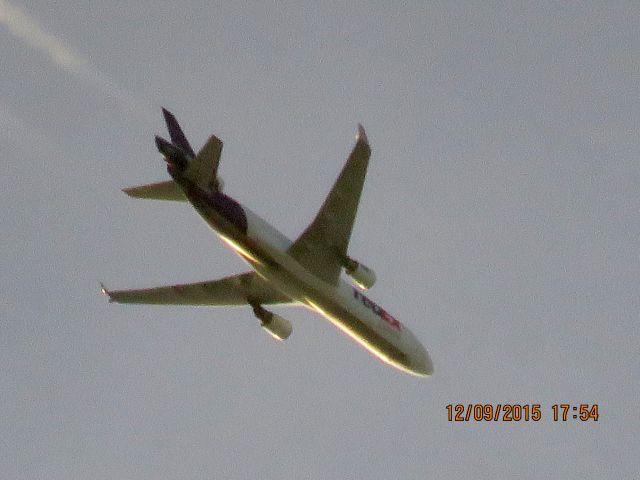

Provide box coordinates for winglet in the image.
[100,282,114,303]
[357,124,368,146]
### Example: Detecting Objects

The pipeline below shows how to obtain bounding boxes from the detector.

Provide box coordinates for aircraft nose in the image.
[412,343,434,377]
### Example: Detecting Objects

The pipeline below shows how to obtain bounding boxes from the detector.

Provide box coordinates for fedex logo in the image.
[353,289,401,331]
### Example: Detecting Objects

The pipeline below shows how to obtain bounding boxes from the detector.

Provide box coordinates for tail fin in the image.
[162,108,195,158]
[162,107,223,191]
[122,109,224,201]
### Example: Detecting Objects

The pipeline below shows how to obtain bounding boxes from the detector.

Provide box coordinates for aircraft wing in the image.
[103,272,292,306]
[287,125,371,285]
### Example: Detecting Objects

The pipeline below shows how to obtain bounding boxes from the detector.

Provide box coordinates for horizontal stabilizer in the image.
[184,134,224,191]
[122,180,187,201]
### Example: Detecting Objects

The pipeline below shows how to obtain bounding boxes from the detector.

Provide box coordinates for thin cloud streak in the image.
[0,0,85,72]
[0,0,154,122]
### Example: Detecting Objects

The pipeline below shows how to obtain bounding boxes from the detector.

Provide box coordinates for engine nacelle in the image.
[252,304,292,341]
[345,259,376,290]
[156,136,189,171]
[260,313,292,341]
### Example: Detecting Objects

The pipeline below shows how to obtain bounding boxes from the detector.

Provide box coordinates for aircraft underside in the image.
[103,108,433,377]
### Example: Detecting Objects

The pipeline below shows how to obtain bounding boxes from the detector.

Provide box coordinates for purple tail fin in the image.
[162,107,195,158]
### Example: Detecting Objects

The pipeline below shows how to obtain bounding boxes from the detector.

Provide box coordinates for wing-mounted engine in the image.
[343,257,376,290]
[252,304,292,341]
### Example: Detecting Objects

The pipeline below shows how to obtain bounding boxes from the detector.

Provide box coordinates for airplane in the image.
[101,109,433,377]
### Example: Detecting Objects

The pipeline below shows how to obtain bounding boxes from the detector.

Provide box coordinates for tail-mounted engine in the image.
[343,257,376,290]
[156,135,190,172]
[252,304,292,341]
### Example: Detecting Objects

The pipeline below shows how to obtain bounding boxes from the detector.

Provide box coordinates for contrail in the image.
[0,0,154,122]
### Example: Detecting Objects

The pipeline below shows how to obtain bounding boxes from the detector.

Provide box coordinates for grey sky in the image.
[1,1,638,478]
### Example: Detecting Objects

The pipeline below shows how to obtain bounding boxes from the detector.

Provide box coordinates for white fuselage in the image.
[188,186,433,377]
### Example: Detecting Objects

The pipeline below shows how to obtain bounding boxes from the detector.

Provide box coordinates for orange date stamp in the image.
[446,404,599,422]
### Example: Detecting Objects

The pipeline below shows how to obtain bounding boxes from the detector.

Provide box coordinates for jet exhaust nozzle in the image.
[155,135,189,171]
